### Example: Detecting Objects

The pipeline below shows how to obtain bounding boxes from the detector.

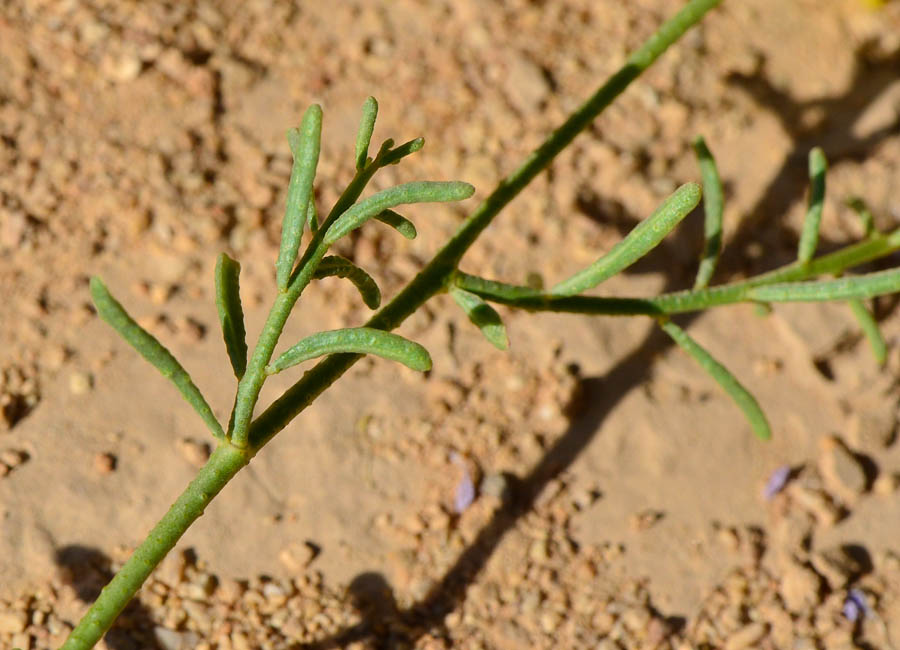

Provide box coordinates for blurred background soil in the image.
[2,1,900,648]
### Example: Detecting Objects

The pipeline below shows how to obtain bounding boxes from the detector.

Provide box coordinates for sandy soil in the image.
[2,0,900,648]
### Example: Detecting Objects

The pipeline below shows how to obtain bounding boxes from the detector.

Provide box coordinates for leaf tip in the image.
[454,181,476,200]
[89,275,108,302]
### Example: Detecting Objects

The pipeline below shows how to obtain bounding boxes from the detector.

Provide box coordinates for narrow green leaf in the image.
[747,267,900,302]
[380,137,425,166]
[847,298,887,365]
[355,96,378,171]
[214,253,248,379]
[324,181,475,245]
[552,183,702,296]
[449,286,509,350]
[314,255,382,309]
[276,104,323,290]
[306,197,318,234]
[846,197,875,238]
[692,136,724,290]
[374,209,417,239]
[659,319,771,441]
[374,138,395,159]
[797,147,827,265]
[90,277,225,440]
[267,327,431,374]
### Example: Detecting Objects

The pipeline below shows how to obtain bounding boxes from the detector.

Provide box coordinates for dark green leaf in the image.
[214,253,248,379]
[449,286,509,350]
[90,277,224,440]
[267,327,431,374]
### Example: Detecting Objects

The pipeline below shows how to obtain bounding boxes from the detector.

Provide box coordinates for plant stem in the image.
[249,0,723,448]
[60,444,251,650]
[448,227,900,316]
[62,1,723,646]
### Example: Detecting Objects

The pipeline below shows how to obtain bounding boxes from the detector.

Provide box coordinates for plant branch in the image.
[248,0,724,449]
[60,444,251,650]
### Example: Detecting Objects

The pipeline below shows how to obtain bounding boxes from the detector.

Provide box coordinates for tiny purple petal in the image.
[842,589,868,622]
[763,465,792,500]
[455,471,476,513]
[450,452,476,513]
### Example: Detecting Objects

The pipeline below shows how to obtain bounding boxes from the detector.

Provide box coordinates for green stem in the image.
[230,238,330,448]
[62,1,723,646]
[449,227,900,316]
[60,444,251,650]
[247,0,723,449]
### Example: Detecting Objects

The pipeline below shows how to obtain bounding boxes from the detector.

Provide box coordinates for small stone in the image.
[0,610,27,634]
[528,538,550,563]
[620,607,651,633]
[216,578,245,604]
[628,509,663,532]
[503,56,550,114]
[846,410,895,452]
[716,526,741,552]
[148,283,173,305]
[279,542,315,572]
[724,622,768,650]
[539,609,560,633]
[154,626,187,650]
[0,449,26,468]
[480,472,512,501]
[820,627,855,650]
[176,316,206,343]
[818,436,867,503]
[69,371,93,395]
[93,452,116,475]
[44,345,69,370]
[873,472,899,495]
[779,561,822,613]
[176,438,210,468]
[571,486,601,510]
[810,547,865,590]
[11,632,30,650]
[646,616,670,646]
[788,485,841,527]
[104,52,142,82]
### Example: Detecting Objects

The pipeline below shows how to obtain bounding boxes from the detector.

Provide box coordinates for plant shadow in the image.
[55,545,163,650]
[299,291,696,649]
[576,41,900,289]
[299,38,900,650]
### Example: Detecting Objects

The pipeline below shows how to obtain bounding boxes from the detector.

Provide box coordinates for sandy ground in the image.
[2,0,900,648]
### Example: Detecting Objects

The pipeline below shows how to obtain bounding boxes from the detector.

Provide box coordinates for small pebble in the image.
[176,316,206,343]
[149,283,173,305]
[69,371,93,395]
[779,561,822,613]
[0,610,27,634]
[176,438,210,467]
[154,626,190,650]
[724,622,768,650]
[810,547,864,590]
[278,542,315,572]
[0,449,27,468]
[93,452,116,475]
[818,436,867,503]
[873,472,899,495]
[628,509,663,532]
[846,410,895,452]
[480,472,512,501]
[788,485,841,527]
